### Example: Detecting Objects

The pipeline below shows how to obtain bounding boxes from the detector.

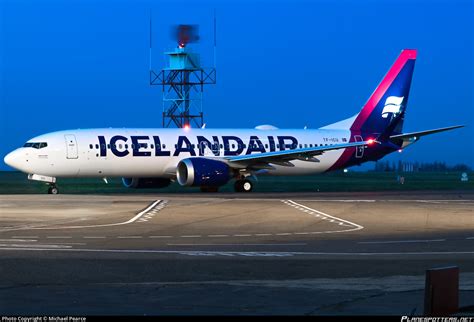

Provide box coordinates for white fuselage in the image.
[5,128,351,178]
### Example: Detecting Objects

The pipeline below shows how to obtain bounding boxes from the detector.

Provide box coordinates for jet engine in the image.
[176,158,231,187]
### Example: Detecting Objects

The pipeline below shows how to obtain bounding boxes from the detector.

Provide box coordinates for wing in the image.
[389,125,464,140]
[225,141,371,168]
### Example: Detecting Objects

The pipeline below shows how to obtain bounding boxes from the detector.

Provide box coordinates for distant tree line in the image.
[373,161,472,172]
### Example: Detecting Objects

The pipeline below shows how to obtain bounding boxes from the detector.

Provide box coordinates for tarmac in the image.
[0,191,473,315]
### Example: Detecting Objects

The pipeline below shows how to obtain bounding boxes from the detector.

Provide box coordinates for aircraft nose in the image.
[4,149,21,170]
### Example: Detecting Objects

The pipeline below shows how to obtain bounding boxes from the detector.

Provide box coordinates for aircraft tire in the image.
[234,179,253,192]
[48,186,59,195]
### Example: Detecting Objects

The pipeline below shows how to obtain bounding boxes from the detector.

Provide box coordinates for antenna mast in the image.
[149,20,217,128]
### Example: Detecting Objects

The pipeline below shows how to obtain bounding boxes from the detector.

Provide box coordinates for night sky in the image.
[1,0,472,170]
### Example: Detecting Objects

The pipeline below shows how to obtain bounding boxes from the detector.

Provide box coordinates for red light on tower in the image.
[183,124,191,130]
[367,139,375,145]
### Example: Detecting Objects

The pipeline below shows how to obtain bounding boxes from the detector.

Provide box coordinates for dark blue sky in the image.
[1,0,473,170]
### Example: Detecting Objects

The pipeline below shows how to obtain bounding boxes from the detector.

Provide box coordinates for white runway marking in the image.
[283,200,364,234]
[413,200,474,205]
[4,200,165,231]
[1,247,474,258]
[0,198,365,241]
[293,199,376,203]
[2,198,468,243]
[196,198,474,203]
[0,244,72,249]
[137,200,168,222]
[46,236,72,239]
[11,236,39,239]
[117,236,143,239]
[167,243,308,246]
[0,238,37,242]
[44,242,86,245]
[359,239,446,245]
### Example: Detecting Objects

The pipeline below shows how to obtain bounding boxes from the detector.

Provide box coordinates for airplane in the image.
[3,49,463,194]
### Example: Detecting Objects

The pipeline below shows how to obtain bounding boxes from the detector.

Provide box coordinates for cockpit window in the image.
[23,142,48,149]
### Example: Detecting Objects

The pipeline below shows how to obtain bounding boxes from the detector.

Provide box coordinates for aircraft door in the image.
[354,135,364,158]
[65,134,79,159]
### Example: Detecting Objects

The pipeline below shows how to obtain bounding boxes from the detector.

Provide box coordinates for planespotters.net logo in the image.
[401,317,474,322]
[382,95,404,118]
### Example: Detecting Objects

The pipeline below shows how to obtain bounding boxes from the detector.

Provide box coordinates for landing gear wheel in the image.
[234,179,253,192]
[48,186,59,195]
[241,180,253,192]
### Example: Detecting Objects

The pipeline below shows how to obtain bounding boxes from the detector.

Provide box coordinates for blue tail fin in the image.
[351,49,417,137]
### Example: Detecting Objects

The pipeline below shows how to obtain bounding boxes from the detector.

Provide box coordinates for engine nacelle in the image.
[176,158,231,187]
[122,177,171,189]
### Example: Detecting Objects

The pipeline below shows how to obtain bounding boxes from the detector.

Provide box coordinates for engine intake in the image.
[177,158,231,187]
[122,177,171,189]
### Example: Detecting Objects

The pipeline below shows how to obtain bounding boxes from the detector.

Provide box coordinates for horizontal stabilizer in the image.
[389,125,464,140]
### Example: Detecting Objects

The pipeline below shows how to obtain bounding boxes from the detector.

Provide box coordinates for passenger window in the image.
[151,144,154,149]
[95,144,99,149]
[162,144,166,149]
[232,144,236,149]
[125,144,128,149]
[89,144,93,149]
[107,144,111,149]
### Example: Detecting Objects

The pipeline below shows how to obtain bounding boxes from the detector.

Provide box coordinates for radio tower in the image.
[149,18,216,128]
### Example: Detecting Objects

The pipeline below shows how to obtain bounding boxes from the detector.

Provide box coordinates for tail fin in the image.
[351,49,417,136]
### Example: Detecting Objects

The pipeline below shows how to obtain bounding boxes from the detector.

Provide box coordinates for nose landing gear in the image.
[28,174,59,194]
[47,185,59,195]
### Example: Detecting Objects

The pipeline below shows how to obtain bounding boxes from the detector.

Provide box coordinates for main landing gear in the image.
[48,184,59,195]
[234,179,253,192]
